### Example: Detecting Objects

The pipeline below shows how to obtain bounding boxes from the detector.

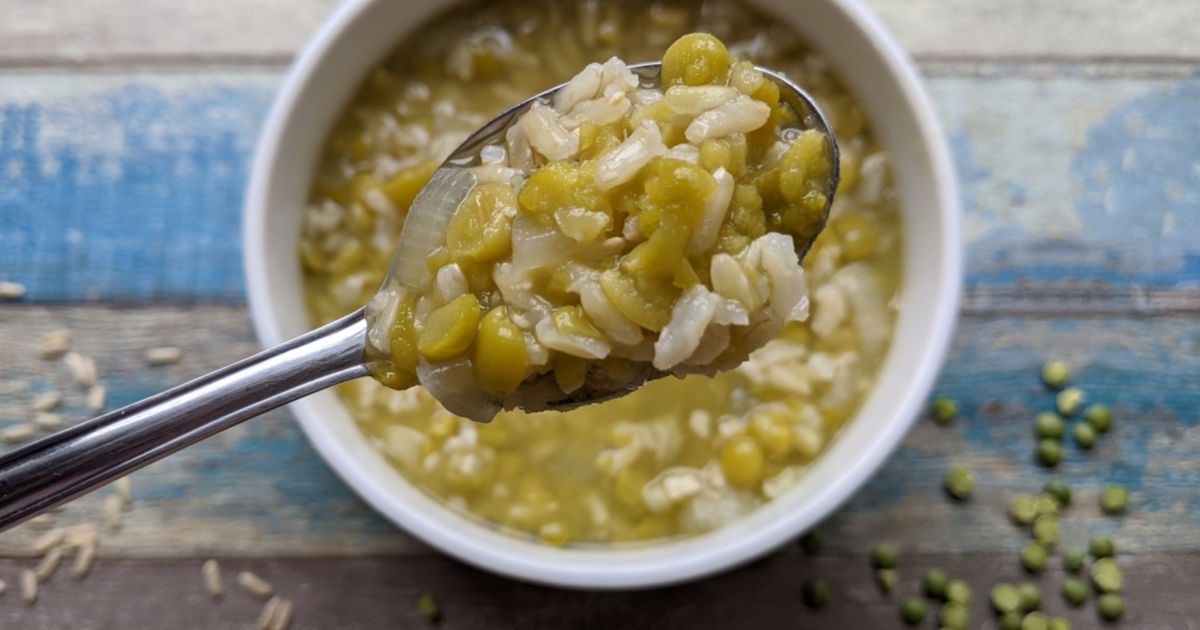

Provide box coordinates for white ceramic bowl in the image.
[244,0,961,589]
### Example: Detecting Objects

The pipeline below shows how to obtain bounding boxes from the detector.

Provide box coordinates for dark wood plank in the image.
[0,552,1193,629]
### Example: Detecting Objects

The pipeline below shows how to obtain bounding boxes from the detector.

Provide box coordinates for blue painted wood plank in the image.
[0,306,1196,555]
[0,75,277,303]
[1,73,1198,303]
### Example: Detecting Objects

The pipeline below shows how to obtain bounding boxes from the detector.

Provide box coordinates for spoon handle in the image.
[0,308,369,531]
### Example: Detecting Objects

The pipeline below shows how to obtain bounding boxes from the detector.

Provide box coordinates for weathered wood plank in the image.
[0,553,1194,629]
[1,0,1198,67]
[1,306,1196,557]
[1,73,1197,302]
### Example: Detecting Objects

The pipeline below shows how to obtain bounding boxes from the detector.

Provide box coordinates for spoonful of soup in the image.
[0,33,837,529]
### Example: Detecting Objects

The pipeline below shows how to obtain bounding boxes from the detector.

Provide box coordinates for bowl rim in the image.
[244,0,962,589]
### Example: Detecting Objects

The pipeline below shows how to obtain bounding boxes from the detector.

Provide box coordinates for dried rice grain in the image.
[63,523,98,548]
[33,412,64,431]
[35,545,64,581]
[71,541,96,579]
[87,385,107,412]
[20,569,36,605]
[115,476,133,506]
[2,423,37,444]
[31,391,62,412]
[64,352,98,388]
[39,330,72,359]
[270,598,294,630]
[0,281,26,300]
[202,559,223,598]
[238,570,274,599]
[0,578,7,594]
[104,494,123,531]
[28,513,54,528]
[257,596,282,630]
[145,347,183,366]
[32,529,66,554]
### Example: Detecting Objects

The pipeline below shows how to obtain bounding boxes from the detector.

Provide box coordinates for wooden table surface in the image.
[1,1,1198,628]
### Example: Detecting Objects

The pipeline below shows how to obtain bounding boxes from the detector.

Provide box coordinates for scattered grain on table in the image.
[270,598,294,630]
[35,546,64,581]
[64,352,98,388]
[104,494,123,531]
[20,569,37,605]
[2,423,37,444]
[71,539,96,578]
[31,391,62,412]
[0,281,27,300]
[32,529,66,554]
[33,412,64,431]
[258,596,282,630]
[202,559,224,597]
[145,346,184,366]
[238,571,274,599]
[87,385,107,412]
[39,330,72,359]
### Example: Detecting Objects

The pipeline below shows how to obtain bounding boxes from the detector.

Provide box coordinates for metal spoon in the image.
[0,62,838,530]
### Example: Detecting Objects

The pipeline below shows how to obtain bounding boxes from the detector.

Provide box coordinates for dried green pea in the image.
[799,529,824,555]
[1010,494,1038,526]
[1056,387,1085,417]
[1063,549,1086,573]
[1048,618,1071,630]
[998,612,1023,630]
[1097,593,1125,620]
[1036,439,1062,467]
[944,466,975,501]
[1043,480,1071,506]
[1021,611,1049,630]
[1083,403,1111,433]
[1089,535,1116,558]
[875,568,897,594]
[923,568,949,599]
[1032,515,1060,548]
[939,601,970,629]
[417,592,441,623]
[1073,422,1097,450]
[1041,361,1070,389]
[870,543,899,569]
[933,396,958,425]
[992,583,1021,613]
[802,578,831,609]
[1091,558,1123,593]
[1034,412,1065,440]
[1099,484,1129,514]
[900,598,927,625]
[1017,581,1042,611]
[1062,578,1089,607]
[945,579,971,605]
[1021,542,1048,573]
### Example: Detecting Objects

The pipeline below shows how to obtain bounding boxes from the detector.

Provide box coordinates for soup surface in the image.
[300,0,902,545]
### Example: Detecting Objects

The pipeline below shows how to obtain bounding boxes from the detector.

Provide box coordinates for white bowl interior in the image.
[244,0,961,588]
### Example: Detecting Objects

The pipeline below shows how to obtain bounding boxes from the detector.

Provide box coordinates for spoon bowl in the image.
[377,61,840,416]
